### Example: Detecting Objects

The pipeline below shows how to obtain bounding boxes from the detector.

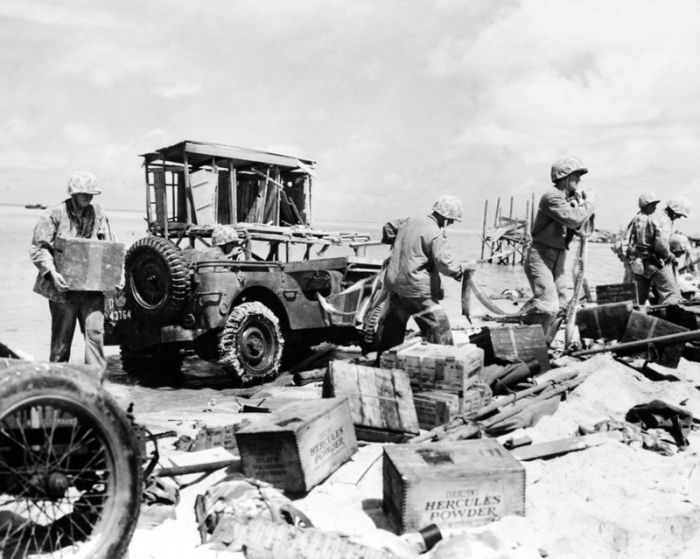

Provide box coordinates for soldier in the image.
[376,195,468,353]
[201,225,243,260]
[627,195,690,304]
[29,171,115,368]
[670,233,696,274]
[522,156,596,342]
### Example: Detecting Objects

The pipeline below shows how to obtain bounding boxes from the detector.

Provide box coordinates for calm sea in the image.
[0,205,622,361]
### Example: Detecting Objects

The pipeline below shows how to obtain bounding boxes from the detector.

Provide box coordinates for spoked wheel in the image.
[0,363,141,559]
[218,302,284,386]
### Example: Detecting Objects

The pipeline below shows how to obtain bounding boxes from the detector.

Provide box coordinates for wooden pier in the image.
[480,194,535,265]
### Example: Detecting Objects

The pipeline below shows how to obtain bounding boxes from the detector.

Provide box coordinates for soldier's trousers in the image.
[377,292,453,353]
[633,265,681,305]
[48,292,106,370]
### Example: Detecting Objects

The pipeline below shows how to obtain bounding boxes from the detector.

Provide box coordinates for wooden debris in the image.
[510,433,619,461]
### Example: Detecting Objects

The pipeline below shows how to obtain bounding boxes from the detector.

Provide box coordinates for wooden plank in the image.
[510,433,614,461]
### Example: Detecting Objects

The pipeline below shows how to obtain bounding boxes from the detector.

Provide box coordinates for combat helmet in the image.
[551,156,588,182]
[66,171,101,196]
[212,224,239,246]
[666,196,692,218]
[432,195,463,222]
[638,191,660,209]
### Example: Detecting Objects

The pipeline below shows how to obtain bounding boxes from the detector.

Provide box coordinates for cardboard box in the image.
[323,361,419,441]
[235,397,357,493]
[379,338,422,370]
[384,342,484,394]
[412,390,460,429]
[383,439,525,533]
[54,237,125,291]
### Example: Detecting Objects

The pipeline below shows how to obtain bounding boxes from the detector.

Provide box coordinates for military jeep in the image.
[106,140,385,386]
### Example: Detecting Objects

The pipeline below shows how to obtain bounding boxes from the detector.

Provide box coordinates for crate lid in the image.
[384,439,522,477]
[235,397,349,434]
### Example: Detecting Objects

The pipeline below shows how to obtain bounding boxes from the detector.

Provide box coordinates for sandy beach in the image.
[4,203,700,559]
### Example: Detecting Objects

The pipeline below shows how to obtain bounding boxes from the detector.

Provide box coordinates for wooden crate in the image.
[621,310,688,367]
[383,439,526,533]
[489,325,549,372]
[54,237,125,291]
[322,361,419,441]
[385,342,484,393]
[576,301,634,342]
[412,390,460,429]
[595,283,638,304]
[462,382,492,415]
[235,397,357,493]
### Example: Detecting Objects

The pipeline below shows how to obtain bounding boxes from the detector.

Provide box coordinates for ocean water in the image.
[0,205,623,361]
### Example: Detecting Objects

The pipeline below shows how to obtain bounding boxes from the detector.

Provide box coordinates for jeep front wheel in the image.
[218,302,284,386]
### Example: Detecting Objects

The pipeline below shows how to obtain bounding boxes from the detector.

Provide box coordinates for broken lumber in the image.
[510,433,619,461]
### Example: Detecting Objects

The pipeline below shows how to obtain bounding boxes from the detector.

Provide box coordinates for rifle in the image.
[410,370,584,443]
[570,329,700,358]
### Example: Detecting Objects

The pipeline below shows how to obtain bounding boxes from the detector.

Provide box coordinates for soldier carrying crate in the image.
[29,170,117,369]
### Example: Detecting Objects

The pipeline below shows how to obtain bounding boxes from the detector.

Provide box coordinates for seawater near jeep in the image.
[105,140,387,386]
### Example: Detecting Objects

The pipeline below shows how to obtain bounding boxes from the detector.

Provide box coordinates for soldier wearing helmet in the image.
[626,193,689,305]
[522,156,596,342]
[376,195,470,353]
[670,233,696,274]
[29,171,115,368]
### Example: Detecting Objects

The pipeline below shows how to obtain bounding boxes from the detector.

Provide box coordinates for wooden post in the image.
[228,160,237,224]
[160,152,168,238]
[182,150,193,227]
[493,196,501,227]
[509,196,513,219]
[144,157,152,229]
[480,199,488,260]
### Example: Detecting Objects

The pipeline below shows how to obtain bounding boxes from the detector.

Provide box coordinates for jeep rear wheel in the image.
[124,237,188,323]
[120,344,184,387]
[218,302,284,386]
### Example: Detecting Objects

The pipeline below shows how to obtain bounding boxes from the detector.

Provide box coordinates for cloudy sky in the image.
[2,0,700,232]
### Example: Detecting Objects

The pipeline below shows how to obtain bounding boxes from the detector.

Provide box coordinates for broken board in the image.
[323,361,419,441]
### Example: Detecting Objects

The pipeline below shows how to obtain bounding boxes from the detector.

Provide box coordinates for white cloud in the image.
[0,0,124,28]
[150,83,202,99]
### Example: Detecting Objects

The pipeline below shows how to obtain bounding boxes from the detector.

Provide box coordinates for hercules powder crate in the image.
[235,397,357,493]
[53,237,126,292]
[383,439,525,533]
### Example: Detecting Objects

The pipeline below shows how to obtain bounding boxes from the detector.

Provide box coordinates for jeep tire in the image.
[120,343,185,387]
[218,302,284,386]
[124,237,188,323]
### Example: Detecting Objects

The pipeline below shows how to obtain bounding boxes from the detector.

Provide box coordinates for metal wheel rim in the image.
[239,319,276,374]
[0,395,121,558]
[129,254,168,310]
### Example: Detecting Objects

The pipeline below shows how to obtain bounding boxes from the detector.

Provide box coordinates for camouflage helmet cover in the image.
[432,195,463,222]
[638,191,660,209]
[669,233,690,254]
[666,195,692,218]
[212,224,239,246]
[550,156,588,182]
[66,170,101,196]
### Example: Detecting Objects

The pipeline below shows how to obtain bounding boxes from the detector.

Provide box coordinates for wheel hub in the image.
[45,471,71,500]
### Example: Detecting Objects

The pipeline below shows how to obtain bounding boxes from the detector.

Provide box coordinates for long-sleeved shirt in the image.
[629,211,673,266]
[531,187,595,250]
[30,200,114,300]
[383,214,463,300]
